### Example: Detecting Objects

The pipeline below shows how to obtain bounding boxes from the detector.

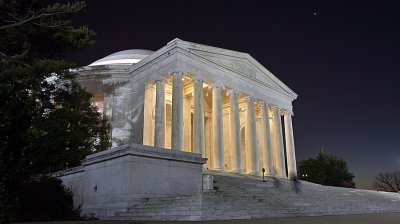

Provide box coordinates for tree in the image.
[298,150,355,187]
[374,171,400,192]
[0,0,109,222]
[16,176,80,221]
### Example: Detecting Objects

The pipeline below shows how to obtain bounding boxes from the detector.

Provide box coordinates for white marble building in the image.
[56,39,400,221]
[77,38,298,179]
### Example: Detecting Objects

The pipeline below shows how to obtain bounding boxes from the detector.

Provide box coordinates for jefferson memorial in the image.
[56,39,400,220]
[80,38,297,179]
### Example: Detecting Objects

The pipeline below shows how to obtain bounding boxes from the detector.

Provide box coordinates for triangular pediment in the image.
[189,50,284,90]
[170,39,297,99]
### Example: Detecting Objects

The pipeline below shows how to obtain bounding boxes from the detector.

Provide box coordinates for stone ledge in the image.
[51,165,84,177]
[82,143,207,166]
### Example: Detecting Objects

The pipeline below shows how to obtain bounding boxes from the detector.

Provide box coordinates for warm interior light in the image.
[90,95,104,115]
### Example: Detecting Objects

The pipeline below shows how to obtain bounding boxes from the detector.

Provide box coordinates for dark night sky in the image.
[69,0,400,189]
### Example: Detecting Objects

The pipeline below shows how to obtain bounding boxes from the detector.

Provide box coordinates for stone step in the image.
[113,215,202,221]
[129,204,200,210]
[110,171,400,221]
[118,210,202,216]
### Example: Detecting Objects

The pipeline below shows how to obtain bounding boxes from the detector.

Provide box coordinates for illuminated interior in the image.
[91,94,104,115]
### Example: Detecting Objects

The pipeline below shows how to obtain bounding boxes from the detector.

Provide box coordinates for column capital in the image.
[190,76,204,83]
[155,78,167,84]
[257,100,273,107]
[208,82,225,90]
[243,96,256,102]
[226,89,240,96]
[281,109,294,116]
[169,71,184,77]
[145,80,155,88]
[256,100,265,107]
[270,105,281,111]
[257,101,268,110]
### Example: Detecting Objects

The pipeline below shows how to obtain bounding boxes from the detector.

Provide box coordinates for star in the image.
[313,12,318,16]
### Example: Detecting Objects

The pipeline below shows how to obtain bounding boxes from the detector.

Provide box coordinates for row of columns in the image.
[152,71,297,179]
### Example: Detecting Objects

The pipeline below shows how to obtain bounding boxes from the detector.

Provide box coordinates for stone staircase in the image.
[109,171,400,221]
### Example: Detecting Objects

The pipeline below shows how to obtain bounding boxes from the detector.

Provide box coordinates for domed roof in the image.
[89,49,154,66]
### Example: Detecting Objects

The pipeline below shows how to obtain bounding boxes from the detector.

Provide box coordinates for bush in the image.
[298,150,355,187]
[15,176,80,221]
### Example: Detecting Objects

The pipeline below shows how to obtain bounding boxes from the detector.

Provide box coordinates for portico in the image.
[141,72,296,178]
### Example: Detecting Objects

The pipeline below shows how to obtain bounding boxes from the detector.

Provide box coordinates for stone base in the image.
[52,144,207,218]
[53,148,400,221]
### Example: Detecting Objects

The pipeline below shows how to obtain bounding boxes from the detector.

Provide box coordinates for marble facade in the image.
[77,39,298,179]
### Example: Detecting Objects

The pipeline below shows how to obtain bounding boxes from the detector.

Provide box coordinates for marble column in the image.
[283,110,297,179]
[143,82,155,146]
[228,90,242,173]
[211,84,224,170]
[154,79,166,148]
[271,106,287,178]
[244,96,259,175]
[260,102,274,177]
[171,71,184,151]
[183,95,192,152]
[193,78,205,157]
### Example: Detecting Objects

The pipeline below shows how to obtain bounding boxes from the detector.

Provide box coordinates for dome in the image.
[89,49,154,66]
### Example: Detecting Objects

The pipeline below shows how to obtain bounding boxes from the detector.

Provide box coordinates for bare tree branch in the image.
[374,171,400,192]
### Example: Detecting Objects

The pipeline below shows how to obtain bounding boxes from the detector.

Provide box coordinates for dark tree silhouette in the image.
[298,150,355,188]
[0,0,108,221]
[374,171,400,192]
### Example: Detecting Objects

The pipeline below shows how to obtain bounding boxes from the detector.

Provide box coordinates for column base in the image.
[231,169,243,174]
[276,174,288,179]
[288,172,298,180]
[265,172,275,178]
[212,167,225,171]
[248,171,261,176]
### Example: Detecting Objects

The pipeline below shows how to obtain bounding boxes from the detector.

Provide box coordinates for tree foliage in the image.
[16,176,80,221]
[298,150,355,187]
[0,0,109,222]
[374,171,400,192]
